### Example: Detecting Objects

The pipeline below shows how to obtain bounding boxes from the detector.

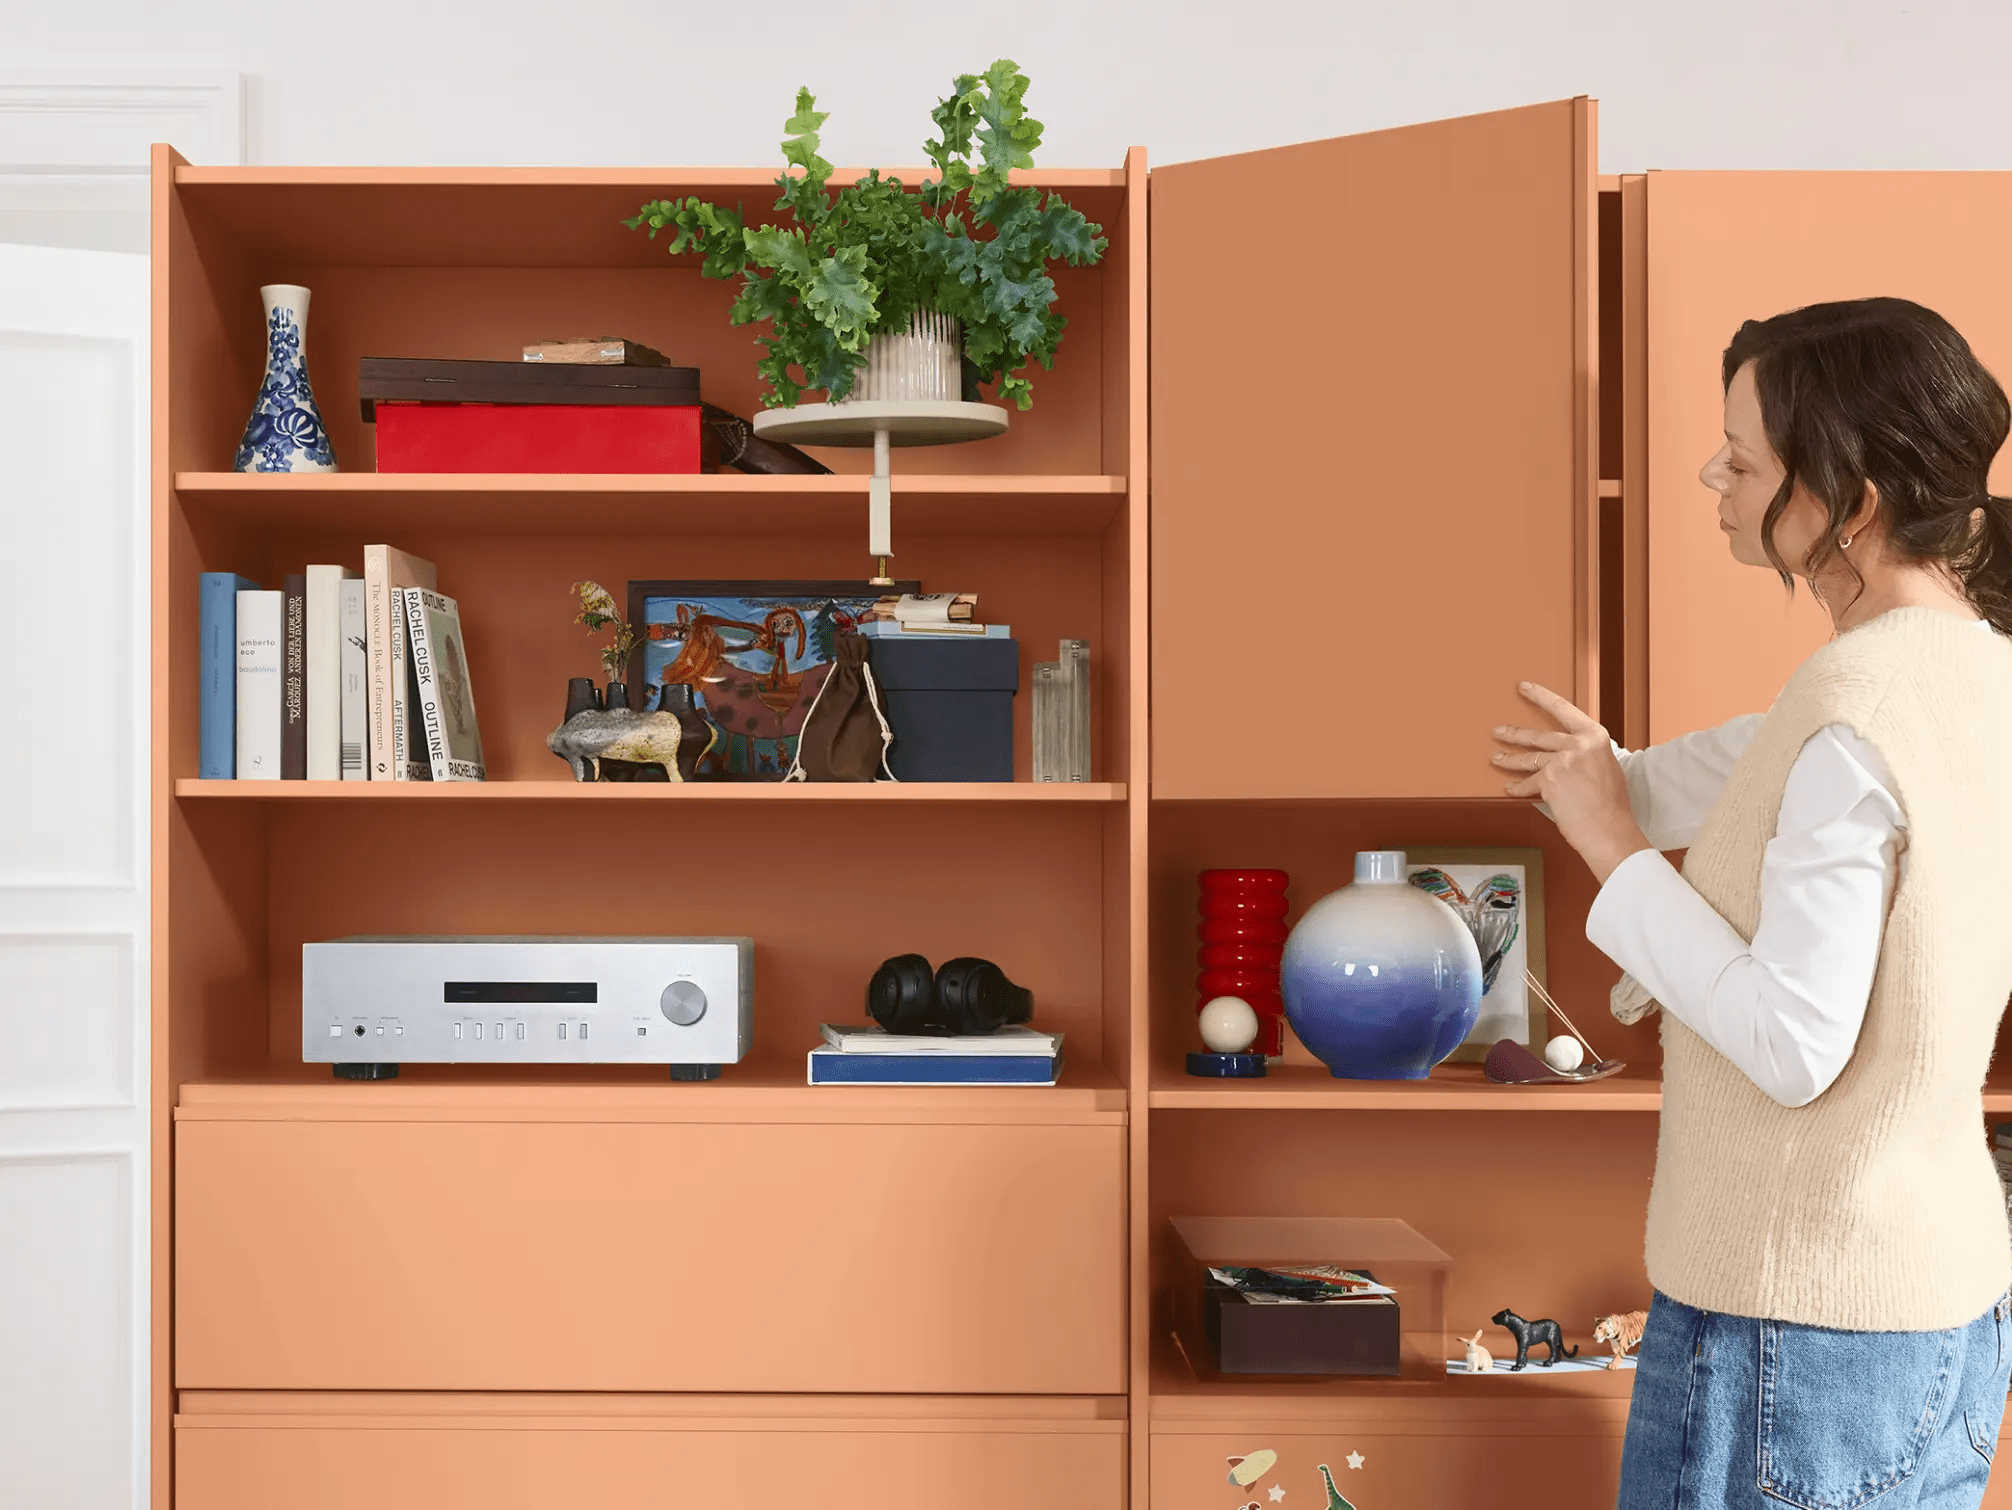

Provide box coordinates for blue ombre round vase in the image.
[1280,850,1484,1079]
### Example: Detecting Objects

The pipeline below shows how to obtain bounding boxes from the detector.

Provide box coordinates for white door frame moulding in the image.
[0,68,243,219]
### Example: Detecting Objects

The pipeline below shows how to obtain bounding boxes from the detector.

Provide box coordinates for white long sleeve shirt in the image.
[1585,718,1905,1108]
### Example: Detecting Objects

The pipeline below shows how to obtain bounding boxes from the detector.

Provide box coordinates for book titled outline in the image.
[199,572,256,778]
[235,589,283,781]
[400,586,485,781]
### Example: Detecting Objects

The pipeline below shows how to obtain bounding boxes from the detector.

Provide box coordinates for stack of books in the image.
[856,592,1008,640]
[199,543,484,783]
[807,1024,1064,1085]
[1032,638,1091,781]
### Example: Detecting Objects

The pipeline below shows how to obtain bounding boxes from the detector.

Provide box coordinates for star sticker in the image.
[1268,1487,1286,1502]
[1346,1451,1366,1470]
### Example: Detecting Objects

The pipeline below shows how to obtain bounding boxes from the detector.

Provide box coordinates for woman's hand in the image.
[1493,682,1651,885]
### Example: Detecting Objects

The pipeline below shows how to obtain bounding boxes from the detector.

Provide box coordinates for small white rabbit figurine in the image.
[1462,1328,1495,1374]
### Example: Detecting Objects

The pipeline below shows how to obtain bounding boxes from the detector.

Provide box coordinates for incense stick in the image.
[1523,969,1601,1062]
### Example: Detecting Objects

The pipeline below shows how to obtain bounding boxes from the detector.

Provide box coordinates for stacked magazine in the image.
[808,1024,1064,1086]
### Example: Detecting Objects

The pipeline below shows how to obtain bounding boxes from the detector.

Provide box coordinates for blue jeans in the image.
[1618,1287,2012,1509]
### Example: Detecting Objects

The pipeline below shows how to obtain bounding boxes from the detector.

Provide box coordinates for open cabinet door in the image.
[1149,99,1597,798]
[1644,172,2012,742]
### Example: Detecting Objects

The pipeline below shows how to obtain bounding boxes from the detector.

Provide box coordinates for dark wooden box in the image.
[1201,1272,1402,1375]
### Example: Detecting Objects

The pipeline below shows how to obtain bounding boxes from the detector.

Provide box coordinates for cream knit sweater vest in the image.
[1619,607,2012,1331]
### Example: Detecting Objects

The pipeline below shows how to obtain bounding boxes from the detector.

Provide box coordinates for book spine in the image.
[235,590,283,781]
[281,574,307,779]
[338,577,367,781]
[1061,639,1091,782]
[398,590,433,781]
[199,573,248,778]
[364,546,392,779]
[808,1051,1061,1085]
[305,566,355,779]
[403,587,451,782]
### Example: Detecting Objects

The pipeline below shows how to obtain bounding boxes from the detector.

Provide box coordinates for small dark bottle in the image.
[562,676,601,722]
[604,681,630,712]
[656,681,712,782]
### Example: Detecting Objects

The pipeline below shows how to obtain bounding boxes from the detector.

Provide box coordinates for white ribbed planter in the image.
[843,310,962,403]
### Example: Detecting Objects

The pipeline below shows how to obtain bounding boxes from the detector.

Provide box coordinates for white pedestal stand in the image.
[751,399,1009,584]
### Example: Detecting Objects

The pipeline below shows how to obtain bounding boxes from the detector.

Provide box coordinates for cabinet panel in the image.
[1645,172,2012,741]
[1150,99,1595,798]
[176,1399,1124,1510]
[1150,1422,1623,1510]
[176,1119,1124,1392]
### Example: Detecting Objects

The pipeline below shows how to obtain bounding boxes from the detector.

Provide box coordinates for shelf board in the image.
[1150,1059,1663,1111]
[1147,1332,1632,1427]
[175,1058,1125,1127]
[175,778,1125,803]
[1152,1060,2012,1113]
[172,471,1126,538]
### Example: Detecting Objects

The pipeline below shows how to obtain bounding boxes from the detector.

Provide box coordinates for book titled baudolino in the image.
[400,586,485,782]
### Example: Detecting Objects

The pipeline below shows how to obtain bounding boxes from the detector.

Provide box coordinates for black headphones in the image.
[866,954,1034,1036]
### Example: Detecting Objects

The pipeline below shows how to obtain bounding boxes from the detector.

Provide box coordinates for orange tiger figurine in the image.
[1592,1309,1648,1370]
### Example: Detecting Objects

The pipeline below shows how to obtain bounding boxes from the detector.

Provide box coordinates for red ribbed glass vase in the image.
[1196,869,1290,1056]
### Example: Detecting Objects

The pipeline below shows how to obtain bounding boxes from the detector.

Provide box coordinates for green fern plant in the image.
[626,61,1107,410]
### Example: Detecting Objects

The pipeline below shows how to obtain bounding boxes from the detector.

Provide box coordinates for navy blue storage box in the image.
[867,637,1018,782]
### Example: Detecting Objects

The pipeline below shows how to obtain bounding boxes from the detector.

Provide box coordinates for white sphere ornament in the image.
[1198,995,1261,1054]
[1543,1035,1586,1073]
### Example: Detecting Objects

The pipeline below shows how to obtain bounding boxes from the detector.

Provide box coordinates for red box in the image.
[359,357,709,474]
[372,401,705,474]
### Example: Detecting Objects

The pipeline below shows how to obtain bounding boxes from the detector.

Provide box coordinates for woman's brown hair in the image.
[1723,296,2012,632]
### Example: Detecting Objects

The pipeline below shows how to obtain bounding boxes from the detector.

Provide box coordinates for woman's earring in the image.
[1841,534,1854,549]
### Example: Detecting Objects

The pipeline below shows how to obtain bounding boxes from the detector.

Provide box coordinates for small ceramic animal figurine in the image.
[1593,1309,1649,1370]
[546,702,682,781]
[1491,1308,1579,1371]
[1461,1328,1495,1374]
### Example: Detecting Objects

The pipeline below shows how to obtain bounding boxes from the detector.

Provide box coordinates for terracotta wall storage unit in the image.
[153,149,1149,1507]
[1638,172,2012,741]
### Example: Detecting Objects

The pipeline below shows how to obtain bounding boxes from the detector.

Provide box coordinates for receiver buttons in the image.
[660,980,708,1026]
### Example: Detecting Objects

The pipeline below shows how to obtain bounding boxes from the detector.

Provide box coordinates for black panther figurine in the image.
[1490,1308,1579,1371]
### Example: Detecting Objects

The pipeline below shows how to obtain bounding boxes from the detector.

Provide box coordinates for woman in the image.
[1495,297,2012,1509]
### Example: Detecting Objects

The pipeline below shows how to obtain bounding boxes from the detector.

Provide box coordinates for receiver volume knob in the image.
[659,980,708,1026]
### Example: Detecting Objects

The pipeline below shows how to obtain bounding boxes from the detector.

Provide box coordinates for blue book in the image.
[807,1047,1062,1086]
[858,620,1011,640]
[199,573,257,778]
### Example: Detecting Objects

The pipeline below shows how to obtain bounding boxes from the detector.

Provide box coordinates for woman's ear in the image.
[1846,480,1882,542]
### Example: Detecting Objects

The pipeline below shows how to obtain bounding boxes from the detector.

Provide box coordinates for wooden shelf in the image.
[175,778,1126,803]
[176,1058,1125,1127]
[1152,1060,2012,1112]
[173,472,1127,538]
[1146,1332,1632,1426]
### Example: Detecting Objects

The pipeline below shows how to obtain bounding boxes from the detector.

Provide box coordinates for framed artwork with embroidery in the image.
[625,579,919,780]
[1401,846,1546,1061]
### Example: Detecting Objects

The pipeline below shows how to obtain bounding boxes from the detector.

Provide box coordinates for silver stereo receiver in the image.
[303,935,752,1081]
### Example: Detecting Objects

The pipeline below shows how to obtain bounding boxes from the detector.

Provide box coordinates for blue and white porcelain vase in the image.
[232,284,336,473]
[1280,850,1483,1079]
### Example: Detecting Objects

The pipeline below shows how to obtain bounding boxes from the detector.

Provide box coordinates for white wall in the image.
[9,0,2012,177]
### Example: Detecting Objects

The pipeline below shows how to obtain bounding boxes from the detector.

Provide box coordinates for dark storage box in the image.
[1202,1272,1401,1376]
[358,357,708,474]
[866,637,1018,783]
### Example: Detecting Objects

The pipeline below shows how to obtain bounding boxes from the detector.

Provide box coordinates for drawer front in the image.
[1151,1425,1624,1510]
[177,1407,1124,1510]
[177,1120,1124,1392]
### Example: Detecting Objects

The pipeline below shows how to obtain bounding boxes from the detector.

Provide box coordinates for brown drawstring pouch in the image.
[785,634,895,783]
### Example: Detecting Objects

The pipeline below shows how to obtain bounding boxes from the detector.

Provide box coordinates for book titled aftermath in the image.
[400,586,485,781]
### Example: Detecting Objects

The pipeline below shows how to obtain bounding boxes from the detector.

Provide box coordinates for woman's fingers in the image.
[1494,724,1571,750]
[1502,772,1545,799]
[1492,750,1549,772]
[1517,680,1600,734]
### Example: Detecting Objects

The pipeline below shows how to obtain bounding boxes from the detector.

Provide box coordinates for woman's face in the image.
[1699,360,1830,574]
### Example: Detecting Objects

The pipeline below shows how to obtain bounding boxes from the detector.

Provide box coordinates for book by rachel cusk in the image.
[401,586,485,781]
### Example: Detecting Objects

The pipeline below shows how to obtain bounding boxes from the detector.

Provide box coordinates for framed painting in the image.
[625,579,919,780]
[1402,846,1547,1062]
